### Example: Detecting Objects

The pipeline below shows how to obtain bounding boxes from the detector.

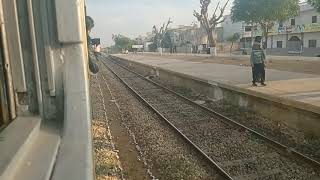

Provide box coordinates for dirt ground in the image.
[146,55,320,75]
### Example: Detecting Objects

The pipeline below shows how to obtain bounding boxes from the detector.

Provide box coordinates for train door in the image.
[0,27,10,130]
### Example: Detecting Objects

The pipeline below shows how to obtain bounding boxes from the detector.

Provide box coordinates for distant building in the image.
[132,32,154,52]
[136,24,222,54]
[220,3,320,56]
[268,3,320,56]
[167,25,208,53]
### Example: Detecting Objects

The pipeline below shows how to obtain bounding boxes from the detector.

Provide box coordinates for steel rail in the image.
[101,58,234,180]
[107,56,320,170]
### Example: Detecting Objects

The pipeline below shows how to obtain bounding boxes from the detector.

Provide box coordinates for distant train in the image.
[0,0,93,179]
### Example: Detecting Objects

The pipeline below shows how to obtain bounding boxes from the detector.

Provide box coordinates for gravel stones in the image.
[176,86,320,163]
[104,58,320,180]
[97,61,219,180]
[90,75,123,180]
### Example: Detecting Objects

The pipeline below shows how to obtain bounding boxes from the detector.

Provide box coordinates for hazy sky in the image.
[87,0,233,46]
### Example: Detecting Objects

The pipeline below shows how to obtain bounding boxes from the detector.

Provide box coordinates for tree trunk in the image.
[251,23,254,48]
[263,27,269,57]
[264,32,268,49]
[207,29,216,47]
[230,42,233,55]
[207,29,217,56]
[158,47,163,55]
[262,26,268,49]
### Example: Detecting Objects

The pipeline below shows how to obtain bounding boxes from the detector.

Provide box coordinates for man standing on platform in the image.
[250,39,267,87]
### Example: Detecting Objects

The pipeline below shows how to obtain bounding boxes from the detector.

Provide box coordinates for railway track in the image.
[101,56,320,180]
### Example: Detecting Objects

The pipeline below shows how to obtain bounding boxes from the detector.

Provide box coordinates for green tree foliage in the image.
[148,43,157,52]
[231,0,299,48]
[308,0,320,12]
[231,0,254,24]
[152,18,173,49]
[162,32,173,49]
[227,33,240,54]
[112,34,135,52]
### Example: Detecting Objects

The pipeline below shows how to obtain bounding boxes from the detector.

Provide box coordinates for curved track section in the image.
[101,56,320,180]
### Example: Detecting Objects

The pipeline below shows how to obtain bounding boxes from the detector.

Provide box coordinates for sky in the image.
[86,0,233,46]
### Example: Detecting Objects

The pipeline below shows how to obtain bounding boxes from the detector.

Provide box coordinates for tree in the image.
[152,18,173,51]
[148,43,157,52]
[231,0,299,49]
[194,0,230,55]
[112,34,135,52]
[308,0,320,12]
[162,31,173,49]
[226,33,240,55]
[230,0,255,33]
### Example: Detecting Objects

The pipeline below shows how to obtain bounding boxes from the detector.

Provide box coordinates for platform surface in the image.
[114,54,320,107]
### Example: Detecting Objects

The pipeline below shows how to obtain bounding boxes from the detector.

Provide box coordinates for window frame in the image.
[312,16,317,23]
[276,41,283,48]
[309,40,317,48]
[244,26,252,32]
[291,19,296,26]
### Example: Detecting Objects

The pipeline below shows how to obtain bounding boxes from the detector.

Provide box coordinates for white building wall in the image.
[221,15,243,41]
[303,32,320,48]
[269,33,320,49]
[220,3,320,56]
[297,7,319,25]
[280,4,318,27]
[269,34,287,48]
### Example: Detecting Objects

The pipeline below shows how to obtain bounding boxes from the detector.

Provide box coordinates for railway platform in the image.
[113,54,320,107]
